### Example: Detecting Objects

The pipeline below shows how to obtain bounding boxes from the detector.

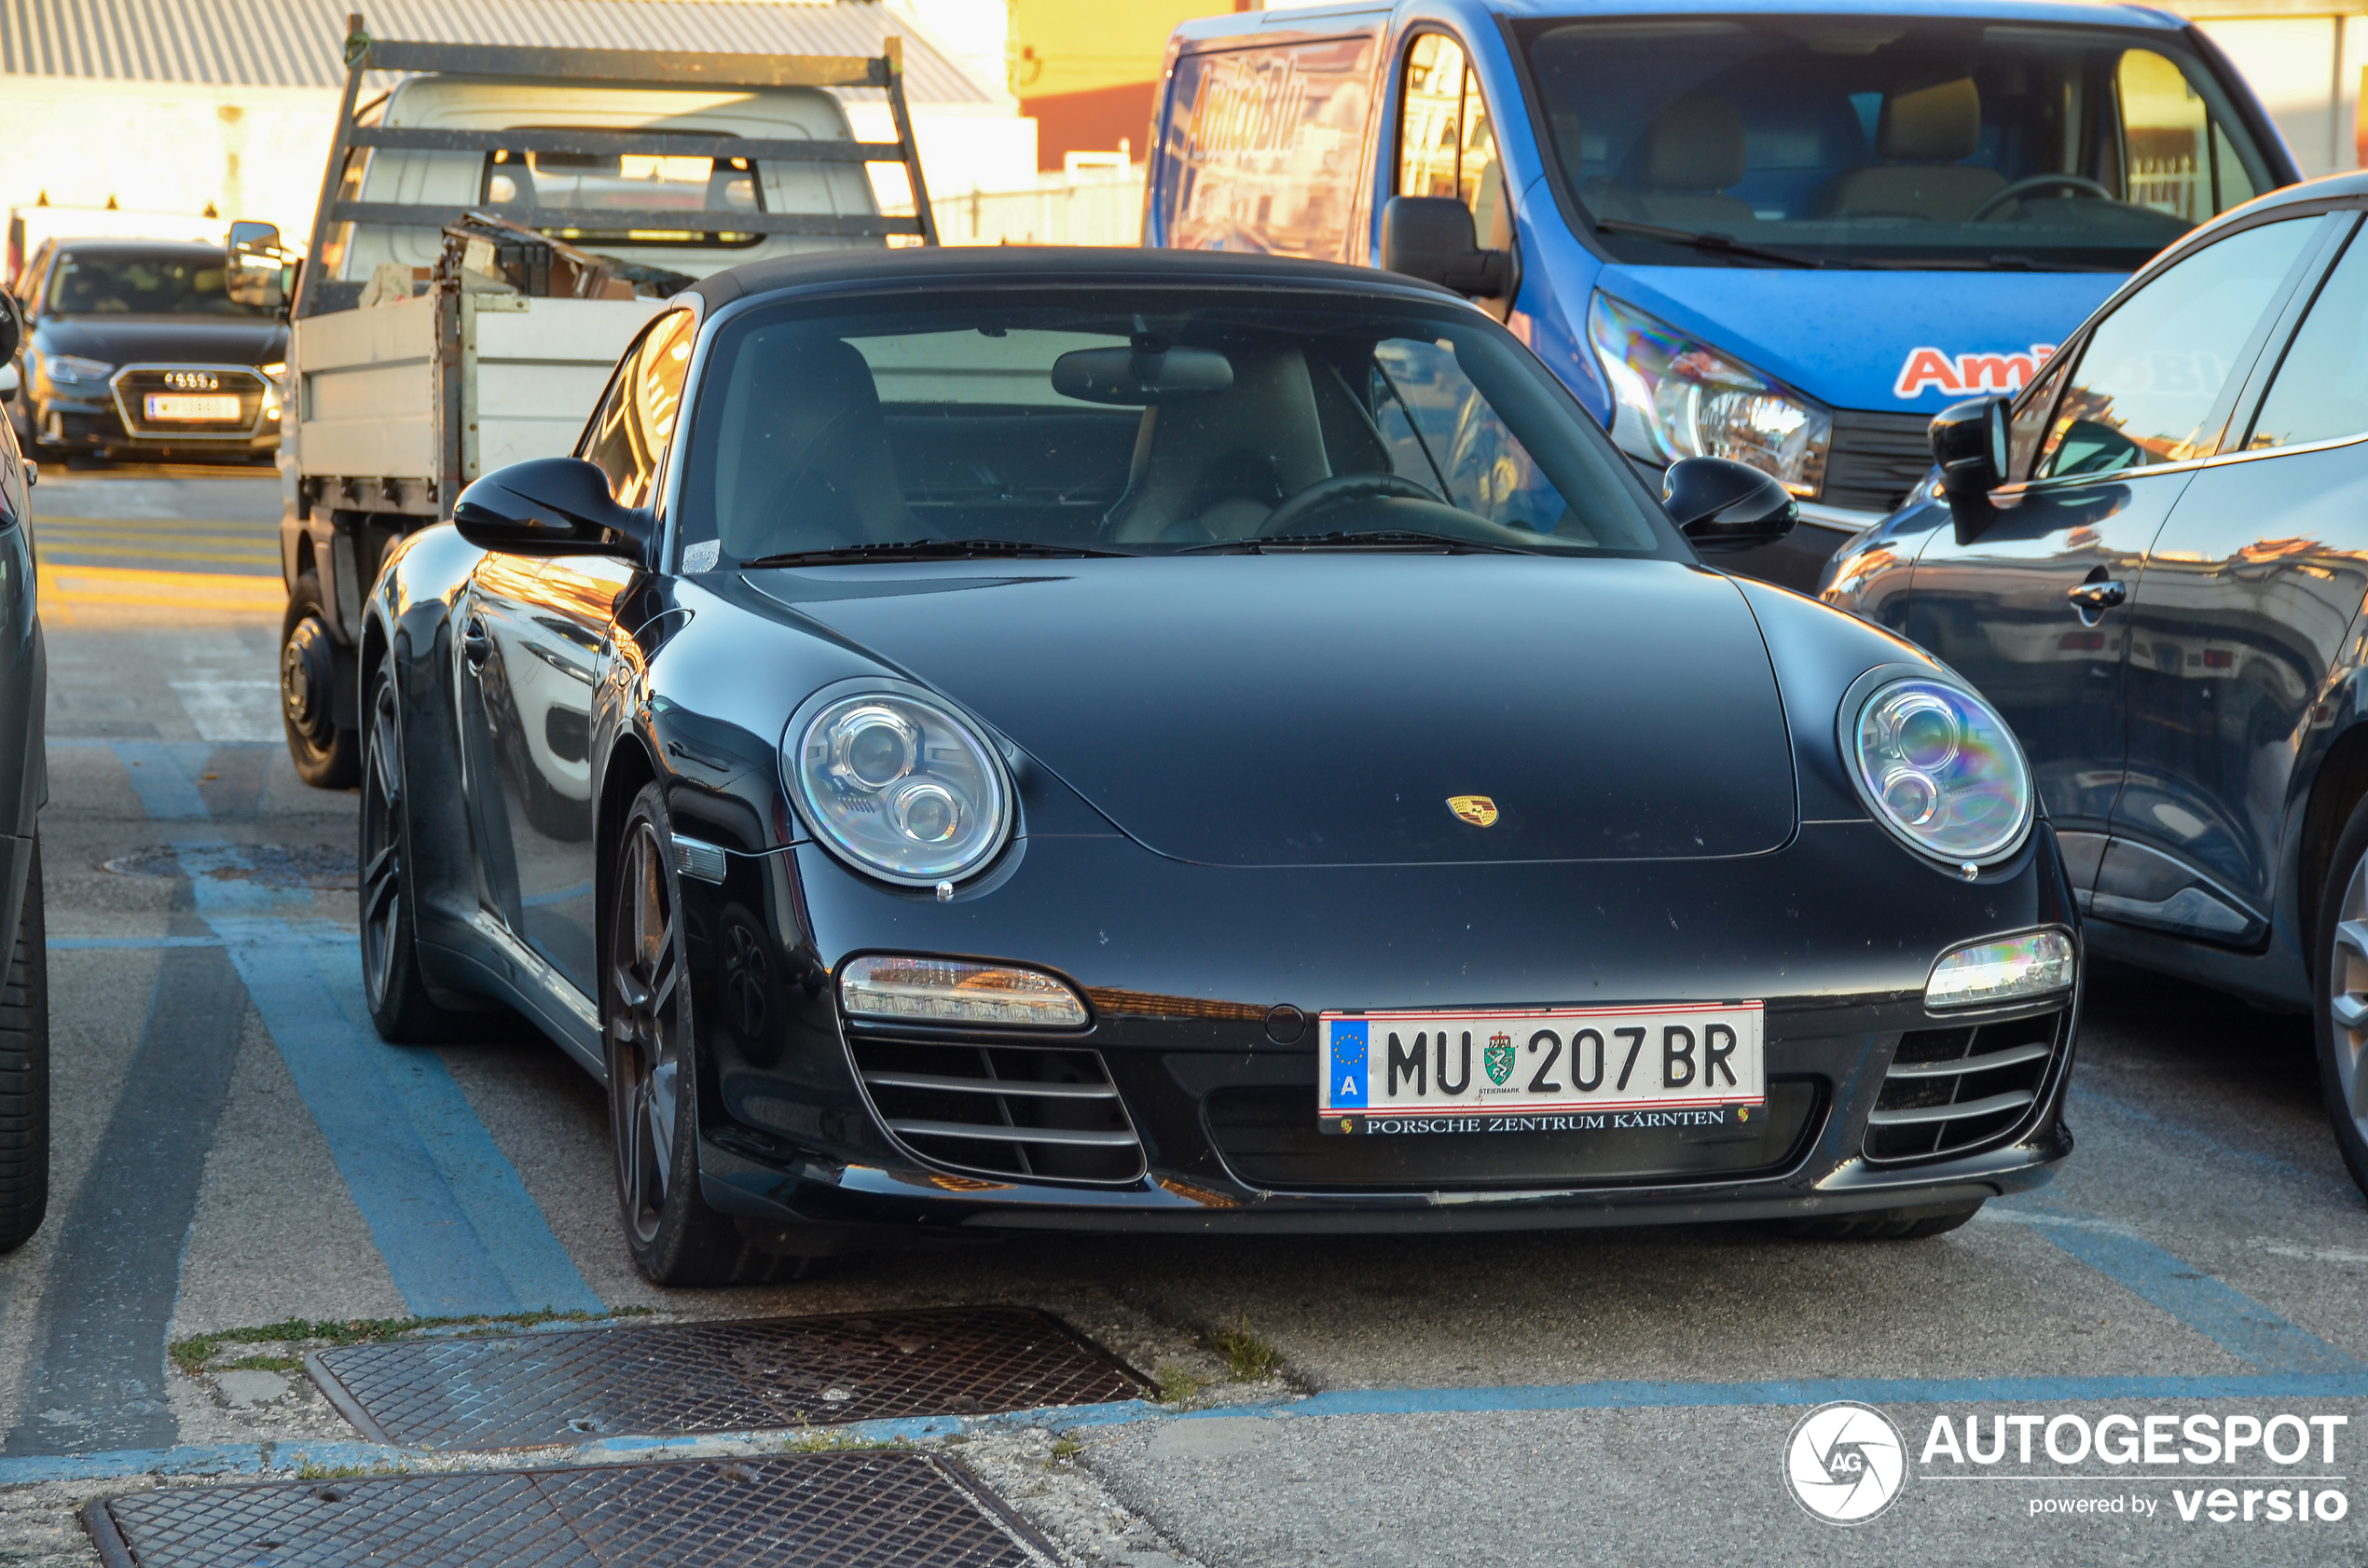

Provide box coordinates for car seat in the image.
[1583,94,1755,228]
[715,337,913,557]
[1101,349,1333,543]
[1820,73,2004,221]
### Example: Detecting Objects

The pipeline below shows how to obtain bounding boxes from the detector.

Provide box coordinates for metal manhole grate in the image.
[86,1452,1053,1568]
[310,1308,1150,1450]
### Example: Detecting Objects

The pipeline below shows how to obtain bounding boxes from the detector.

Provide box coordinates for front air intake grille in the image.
[1864,1008,2066,1162]
[111,364,268,438]
[1823,409,1935,515]
[847,1033,1145,1186]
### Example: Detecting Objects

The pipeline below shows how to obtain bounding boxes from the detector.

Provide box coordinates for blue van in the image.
[1142,0,2297,586]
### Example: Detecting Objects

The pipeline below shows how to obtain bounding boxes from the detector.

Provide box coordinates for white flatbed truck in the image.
[260,16,936,785]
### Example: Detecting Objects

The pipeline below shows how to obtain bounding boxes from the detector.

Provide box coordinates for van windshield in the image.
[1516,18,2277,271]
[674,287,1673,567]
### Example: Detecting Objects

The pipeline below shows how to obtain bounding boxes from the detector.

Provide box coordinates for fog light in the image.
[838,954,1088,1026]
[1924,929,2075,1010]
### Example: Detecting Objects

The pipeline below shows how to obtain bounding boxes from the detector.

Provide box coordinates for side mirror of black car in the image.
[453,458,653,563]
[0,289,21,364]
[1930,395,2009,543]
[226,219,287,310]
[1379,196,1511,299]
[1663,457,1798,553]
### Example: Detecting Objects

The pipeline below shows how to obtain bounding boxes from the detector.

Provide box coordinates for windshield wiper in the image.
[1594,217,1824,269]
[1181,530,1539,556]
[737,537,1132,569]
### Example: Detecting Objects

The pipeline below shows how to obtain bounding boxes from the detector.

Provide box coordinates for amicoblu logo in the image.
[1783,1401,1909,1524]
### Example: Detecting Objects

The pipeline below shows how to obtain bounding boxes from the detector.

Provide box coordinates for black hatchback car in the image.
[357,246,2083,1284]
[1823,171,2368,1199]
[6,238,285,462]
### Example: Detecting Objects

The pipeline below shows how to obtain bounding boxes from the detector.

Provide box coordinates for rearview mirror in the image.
[1663,457,1798,553]
[1379,197,1511,299]
[1053,343,1233,404]
[226,218,286,309]
[1930,395,2008,543]
[453,458,653,562]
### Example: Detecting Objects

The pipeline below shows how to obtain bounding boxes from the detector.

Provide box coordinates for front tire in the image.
[282,570,360,790]
[361,650,473,1044]
[2312,795,2368,1200]
[0,840,48,1252]
[606,782,810,1286]
[1769,1200,1984,1241]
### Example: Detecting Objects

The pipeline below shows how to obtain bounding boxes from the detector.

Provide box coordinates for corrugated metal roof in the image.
[0,0,995,102]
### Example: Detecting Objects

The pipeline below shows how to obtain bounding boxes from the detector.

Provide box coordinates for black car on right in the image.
[1823,171,2368,1199]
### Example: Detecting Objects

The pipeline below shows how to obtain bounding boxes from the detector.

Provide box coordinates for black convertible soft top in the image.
[686,244,1465,313]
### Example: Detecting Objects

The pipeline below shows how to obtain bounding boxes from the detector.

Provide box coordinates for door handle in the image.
[2066,580,2127,613]
[461,616,491,667]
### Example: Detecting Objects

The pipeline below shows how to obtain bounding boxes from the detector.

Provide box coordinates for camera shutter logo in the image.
[1783,1401,1908,1524]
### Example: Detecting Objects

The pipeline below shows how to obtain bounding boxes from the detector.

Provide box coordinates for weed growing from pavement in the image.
[1152,1363,1207,1407]
[1049,1434,1084,1465]
[775,1418,911,1455]
[1205,1316,1282,1382]
[293,1461,406,1480]
[170,1308,656,1376]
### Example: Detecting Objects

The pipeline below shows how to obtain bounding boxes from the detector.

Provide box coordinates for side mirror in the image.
[1663,456,1798,553]
[0,289,21,364]
[226,219,287,310]
[1379,196,1511,298]
[452,458,653,562]
[1930,395,2008,543]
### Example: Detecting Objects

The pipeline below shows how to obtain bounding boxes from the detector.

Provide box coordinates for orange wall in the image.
[1012,0,1238,169]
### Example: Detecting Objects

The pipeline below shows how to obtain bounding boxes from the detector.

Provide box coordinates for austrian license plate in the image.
[1318,1003,1765,1135]
[144,393,240,421]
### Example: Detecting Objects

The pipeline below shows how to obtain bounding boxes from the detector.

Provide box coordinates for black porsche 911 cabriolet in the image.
[362,247,2081,1284]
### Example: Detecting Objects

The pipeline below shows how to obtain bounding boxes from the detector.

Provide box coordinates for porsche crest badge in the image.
[1447,794,1498,827]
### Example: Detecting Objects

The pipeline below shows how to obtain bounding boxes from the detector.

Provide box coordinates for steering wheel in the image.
[1969,174,2116,223]
[1255,472,1443,538]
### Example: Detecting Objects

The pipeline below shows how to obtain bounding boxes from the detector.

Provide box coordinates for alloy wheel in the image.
[359,673,403,1011]
[2326,851,2368,1147]
[609,819,683,1245]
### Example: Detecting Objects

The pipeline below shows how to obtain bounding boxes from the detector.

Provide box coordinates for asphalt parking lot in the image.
[0,467,2361,1566]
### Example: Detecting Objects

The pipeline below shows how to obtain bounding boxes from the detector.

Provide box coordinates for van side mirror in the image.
[1663,457,1797,552]
[1930,395,2008,543]
[1379,196,1511,298]
[453,458,653,563]
[226,219,287,309]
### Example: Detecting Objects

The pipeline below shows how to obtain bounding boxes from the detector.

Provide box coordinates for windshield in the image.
[481,130,766,249]
[45,248,269,317]
[674,288,1672,566]
[1517,18,2276,271]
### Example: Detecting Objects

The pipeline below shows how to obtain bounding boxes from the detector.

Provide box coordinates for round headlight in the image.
[789,691,1011,885]
[1848,676,2032,865]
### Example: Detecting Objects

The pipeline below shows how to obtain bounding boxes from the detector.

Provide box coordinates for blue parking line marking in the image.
[1993,1205,2361,1374]
[2070,1086,2334,1190]
[109,745,602,1318]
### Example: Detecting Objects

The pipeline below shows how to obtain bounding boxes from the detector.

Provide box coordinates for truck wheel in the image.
[361,650,474,1044]
[282,571,359,789]
[2313,794,2368,1201]
[607,782,812,1286]
[1768,1200,1984,1241]
[0,839,49,1253]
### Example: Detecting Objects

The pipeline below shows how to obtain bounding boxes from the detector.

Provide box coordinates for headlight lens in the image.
[44,354,114,386]
[1850,677,2032,864]
[840,954,1087,1026]
[789,691,1010,884]
[1586,292,1831,498]
[1925,930,2075,1009]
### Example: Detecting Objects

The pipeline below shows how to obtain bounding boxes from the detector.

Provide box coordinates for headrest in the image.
[1879,75,1981,162]
[1636,93,1745,193]
[742,338,881,442]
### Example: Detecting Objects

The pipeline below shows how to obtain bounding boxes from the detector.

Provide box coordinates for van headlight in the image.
[1587,292,1831,498]
[787,687,1012,885]
[1847,676,2033,867]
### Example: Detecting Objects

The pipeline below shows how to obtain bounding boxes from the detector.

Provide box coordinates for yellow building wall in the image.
[1012,0,1237,168]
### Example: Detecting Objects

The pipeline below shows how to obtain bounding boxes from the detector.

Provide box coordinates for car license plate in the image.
[144,393,240,421]
[1317,1003,1764,1134]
